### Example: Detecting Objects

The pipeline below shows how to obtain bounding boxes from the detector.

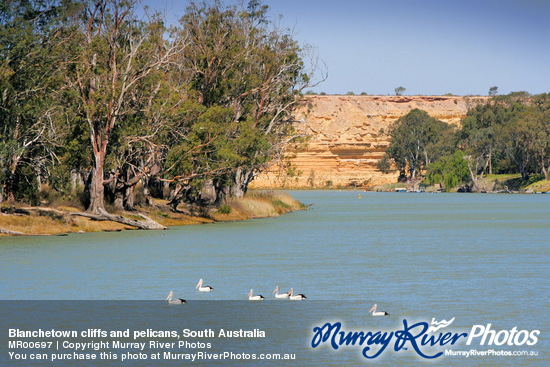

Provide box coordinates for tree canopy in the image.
[382,92,550,190]
[0,0,324,212]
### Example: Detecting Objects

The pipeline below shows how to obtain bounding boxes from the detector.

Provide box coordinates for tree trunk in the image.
[71,208,166,230]
[521,169,529,181]
[467,157,479,192]
[5,175,16,203]
[541,155,549,180]
[113,189,124,209]
[142,176,155,206]
[124,186,135,211]
[230,168,254,198]
[88,155,105,214]
[167,184,183,212]
[410,166,417,181]
[489,147,493,175]
[71,171,84,192]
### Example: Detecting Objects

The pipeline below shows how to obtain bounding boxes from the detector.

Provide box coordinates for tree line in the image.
[379,92,550,190]
[0,0,323,213]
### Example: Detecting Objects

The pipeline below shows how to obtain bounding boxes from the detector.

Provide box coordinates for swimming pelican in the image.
[196,278,213,292]
[369,304,389,316]
[166,291,186,305]
[248,289,264,301]
[288,288,307,300]
[272,285,290,299]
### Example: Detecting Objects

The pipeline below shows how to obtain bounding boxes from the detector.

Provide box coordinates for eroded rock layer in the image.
[251,95,487,189]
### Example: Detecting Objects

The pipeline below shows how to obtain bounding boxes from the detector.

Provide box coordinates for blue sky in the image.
[146,0,550,96]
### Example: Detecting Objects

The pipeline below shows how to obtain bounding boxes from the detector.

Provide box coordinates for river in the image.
[1,191,548,366]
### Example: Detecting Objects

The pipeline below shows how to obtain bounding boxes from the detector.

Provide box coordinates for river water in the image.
[1,191,548,366]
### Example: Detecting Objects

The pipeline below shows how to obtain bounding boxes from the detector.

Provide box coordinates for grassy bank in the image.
[0,191,306,237]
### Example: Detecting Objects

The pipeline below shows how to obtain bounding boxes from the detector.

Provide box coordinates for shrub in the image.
[218,204,232,214]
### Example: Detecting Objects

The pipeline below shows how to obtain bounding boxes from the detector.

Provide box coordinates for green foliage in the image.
[385,109,453,180]
[0,0,319,209]
[459,93,550,181]
[424,151,469,189]
[394,86,406,96]
[218,204,232,214]
[0,0,71,203]
[384,93,550,189]
[377,154,392,174]
[271,198,290,209]
[13,164,39,205]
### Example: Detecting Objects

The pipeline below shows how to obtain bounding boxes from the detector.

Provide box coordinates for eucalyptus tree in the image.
[532,93,550,179]
[0,0,69,207]
[499,105,545,180]
[61,0,185,213]
[165,0,323,209]
[384,109,452,181]
[458,103,505,190]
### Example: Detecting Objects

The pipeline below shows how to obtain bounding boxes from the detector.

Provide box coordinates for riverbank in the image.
[369,174,550,193]
[0,191,305,237]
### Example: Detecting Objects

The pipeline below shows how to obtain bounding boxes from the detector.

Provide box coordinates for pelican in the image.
[288,288,307,300]
[196,278,213,292]
[272,285,290,299]
[166,291,186,305]
[248,289,264,301]
[369,304,389,316]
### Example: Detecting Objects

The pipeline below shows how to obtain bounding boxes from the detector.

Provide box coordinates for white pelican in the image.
[288,288,307,300]
[196,278,213,292]
[272,285,290,299]
[369,304,389,316]
[166,291,186,305]
[248,289,264,301]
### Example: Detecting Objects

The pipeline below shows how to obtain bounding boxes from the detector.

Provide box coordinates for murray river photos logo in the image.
[310,318,540,359]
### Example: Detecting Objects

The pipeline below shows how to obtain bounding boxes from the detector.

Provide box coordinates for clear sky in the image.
[146,0,550,96]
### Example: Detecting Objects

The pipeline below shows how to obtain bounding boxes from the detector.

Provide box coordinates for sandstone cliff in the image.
[251,95,487,189]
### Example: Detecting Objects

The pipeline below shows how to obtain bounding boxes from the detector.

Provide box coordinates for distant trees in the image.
[489,86,498,96]
[424,151,469,190]
[394,86,406,96]
[459,93,550,183]
[380,92,550,190]
[382,109,453,181]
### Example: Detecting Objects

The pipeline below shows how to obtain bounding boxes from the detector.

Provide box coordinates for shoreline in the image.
[0,192,306,238]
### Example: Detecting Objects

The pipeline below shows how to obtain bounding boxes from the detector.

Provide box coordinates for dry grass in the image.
[525,179,550,192]
[148,209,214,226]
[210,191,305,221]
[0,191,305,236]
[0,212,131,236]
[235,197,279,218]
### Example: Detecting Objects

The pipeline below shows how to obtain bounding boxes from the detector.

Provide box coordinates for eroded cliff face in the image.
[251,95,487,189]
